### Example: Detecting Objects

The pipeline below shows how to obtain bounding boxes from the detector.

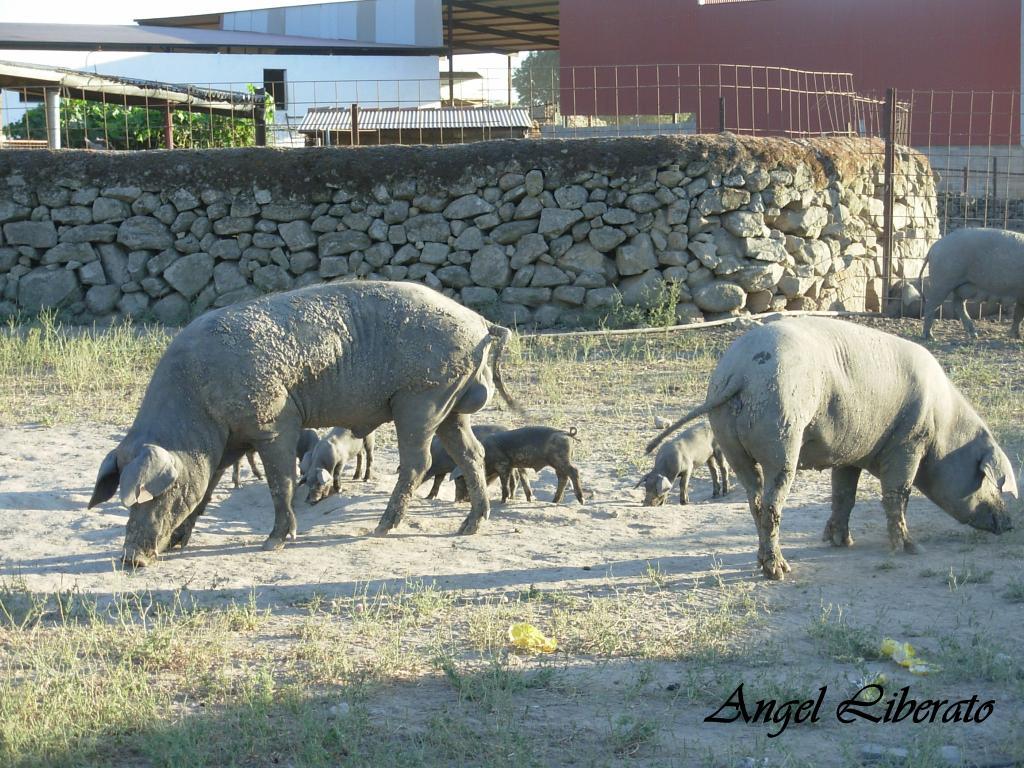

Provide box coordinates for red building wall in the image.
[558,0,1021,144]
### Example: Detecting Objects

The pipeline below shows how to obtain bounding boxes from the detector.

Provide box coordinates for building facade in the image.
[558,0,1022,145]
[1,0,444,146]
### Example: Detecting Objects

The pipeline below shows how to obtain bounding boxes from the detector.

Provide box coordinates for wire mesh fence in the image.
[1,63,1022,329]
[863,88,1024,324]
[1,64,891,150]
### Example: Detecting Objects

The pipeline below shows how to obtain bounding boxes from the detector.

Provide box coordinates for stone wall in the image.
[0,135,938,327]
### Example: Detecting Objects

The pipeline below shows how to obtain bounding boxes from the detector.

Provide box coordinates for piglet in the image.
[422,423,530,499]
[637,422,728,506]
[304,428,375,504]
[231,450,263,488]
[456,426,584,504]
[233,428,320,488]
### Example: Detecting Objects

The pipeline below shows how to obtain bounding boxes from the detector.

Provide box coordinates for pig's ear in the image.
[314,468,331,487]
[981,449,1018,498]
[656,475,672,495]
[119,444,180,507]
[89,450,121,508]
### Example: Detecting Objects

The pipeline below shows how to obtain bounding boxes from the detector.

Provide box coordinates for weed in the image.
[439,654,554,711]
[1003,576,1024,603]
[608,714,659,757]
[602,280,686,330]
[808,604,884,662]
[936,632,1023,685]
[946,563,994,590]
[0,312,171,425]
[644,560,669,589]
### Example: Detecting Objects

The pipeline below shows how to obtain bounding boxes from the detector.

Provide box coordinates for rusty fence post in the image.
[164,102,174,150]
[254,87,267,147]
[718,96,726,132]
[881,87,897,314]
[350,103,359,146]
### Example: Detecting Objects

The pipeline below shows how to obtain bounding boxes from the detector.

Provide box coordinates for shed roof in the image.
[139,0,561,56]
[0,22,443,56]
[441,0,559,55]
[298,105,533,131]
[0,59,256,115]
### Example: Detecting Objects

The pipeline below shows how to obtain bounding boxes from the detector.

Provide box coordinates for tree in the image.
[513,51,560,108]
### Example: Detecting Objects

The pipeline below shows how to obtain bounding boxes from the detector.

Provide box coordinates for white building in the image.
[0,0,444,145]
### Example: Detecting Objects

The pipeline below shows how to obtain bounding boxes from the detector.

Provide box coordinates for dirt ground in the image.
[1,316,1023,766]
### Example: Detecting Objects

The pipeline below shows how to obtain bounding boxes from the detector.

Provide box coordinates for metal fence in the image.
[1,64,891,150]
[2,64,1022,325]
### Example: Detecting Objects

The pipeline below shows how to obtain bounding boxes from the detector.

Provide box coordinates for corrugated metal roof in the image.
[0,59,255,115]
[0,22,442,56]
[299,106,534,132]
[140,0,560,56]
[443,0,559,55]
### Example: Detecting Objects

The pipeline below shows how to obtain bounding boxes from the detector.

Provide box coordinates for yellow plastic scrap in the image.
[880,637,940,675]
[508,622,558,653]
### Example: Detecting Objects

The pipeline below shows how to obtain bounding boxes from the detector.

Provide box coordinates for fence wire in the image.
[1,65,1021,329]
[1,64,887,150]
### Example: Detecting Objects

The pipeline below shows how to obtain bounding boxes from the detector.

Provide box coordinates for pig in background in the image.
[420,423,528,500]
[455,426,584,504]
[921,227,1024,339]
[637,422,729,506]
[304,428,376,505]
[232,428,320,488]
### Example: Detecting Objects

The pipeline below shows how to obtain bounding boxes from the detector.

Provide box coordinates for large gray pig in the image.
[921,227,1024,339]
[648,317,1017,580]
[88,281,518,566]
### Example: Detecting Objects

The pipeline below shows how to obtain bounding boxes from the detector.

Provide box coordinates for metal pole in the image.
[44,88,60,149]
[446,0,455,106]
[254,87,266,147]
[164,102,174,150]
[718,96,725,132]
[350,103,359,146]
[882,87,897,312]
[507,54,512,106]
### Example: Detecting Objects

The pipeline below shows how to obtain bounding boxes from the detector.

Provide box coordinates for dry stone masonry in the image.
[0,135,938,327]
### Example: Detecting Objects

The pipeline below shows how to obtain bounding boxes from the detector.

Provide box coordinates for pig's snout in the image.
[969,504,1013,534]
[121,546,155,568]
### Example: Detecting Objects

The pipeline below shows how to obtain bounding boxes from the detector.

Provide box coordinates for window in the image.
[263,69,287,110]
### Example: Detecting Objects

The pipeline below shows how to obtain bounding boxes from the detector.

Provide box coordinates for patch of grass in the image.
[1003,576,1024,603]
[808,604,884,662]
[438,654,554,712]
[607,714,659,758]
[418,710,542,768]
[643,560,669,589]
[548,581,761,661]
[936,632,1024,686]
[946,563,994,589]
[0,311,172,426]
[602,279,686,330]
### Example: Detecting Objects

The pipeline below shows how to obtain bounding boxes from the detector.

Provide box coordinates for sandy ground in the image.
[2,419,1023,765]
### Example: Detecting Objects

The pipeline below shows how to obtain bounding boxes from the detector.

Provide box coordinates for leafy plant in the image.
[3,89,272,149]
